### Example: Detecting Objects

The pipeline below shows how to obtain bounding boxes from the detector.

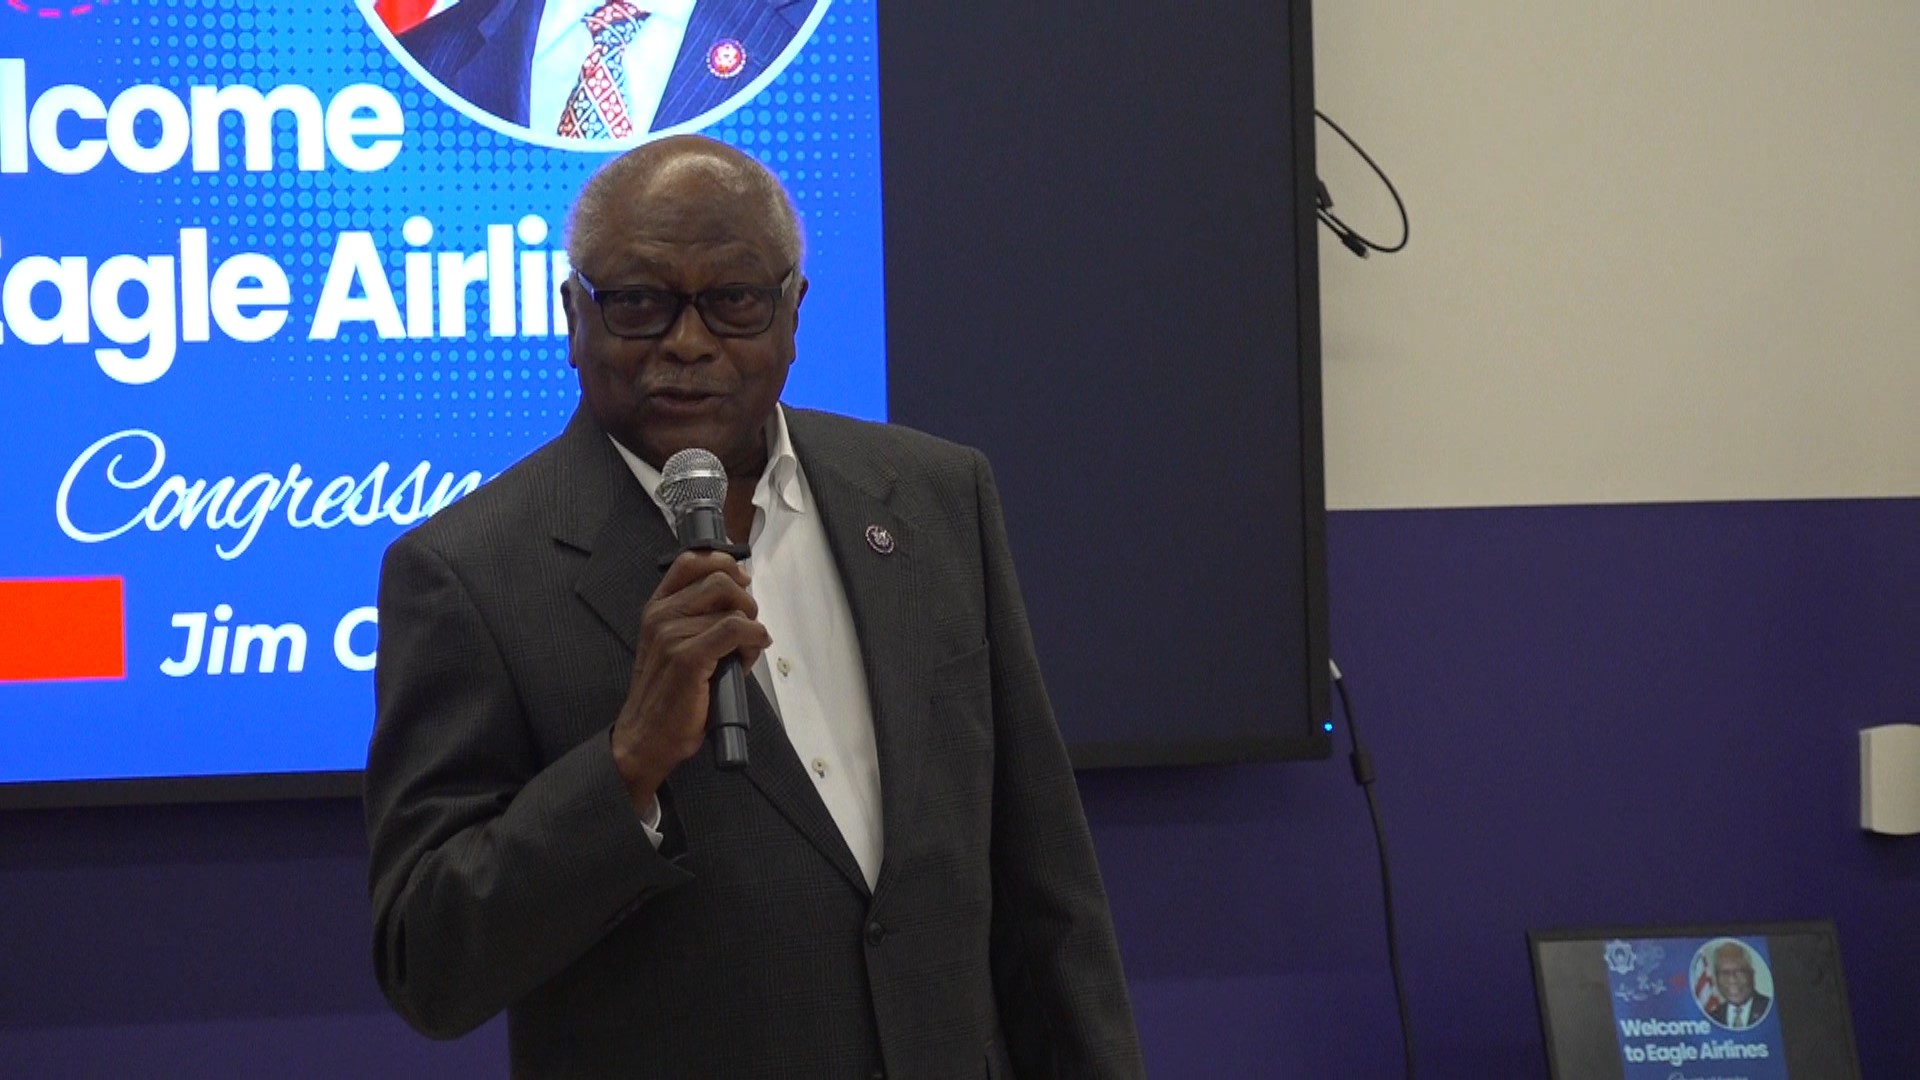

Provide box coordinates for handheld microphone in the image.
[659,448,751,770]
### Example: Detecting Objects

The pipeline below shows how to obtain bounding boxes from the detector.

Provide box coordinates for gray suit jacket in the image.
[365,406,1143,1078]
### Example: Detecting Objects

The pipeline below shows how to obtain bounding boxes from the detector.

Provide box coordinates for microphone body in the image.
[660,450,751,770]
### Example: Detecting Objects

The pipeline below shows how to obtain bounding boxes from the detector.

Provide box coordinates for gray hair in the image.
[565,138,804,275]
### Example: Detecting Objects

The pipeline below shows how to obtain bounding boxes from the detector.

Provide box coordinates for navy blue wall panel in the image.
[3,499,1915,1076]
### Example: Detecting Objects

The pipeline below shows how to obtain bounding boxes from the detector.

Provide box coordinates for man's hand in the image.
[611,550,770,808]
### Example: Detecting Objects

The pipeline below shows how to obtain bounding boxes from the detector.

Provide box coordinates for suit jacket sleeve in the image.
[364,531,691,1039]
[974,451,1146,1077]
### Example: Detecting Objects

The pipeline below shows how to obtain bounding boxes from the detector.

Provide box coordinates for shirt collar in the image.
[610,404,807,528]
[534,0,697,23]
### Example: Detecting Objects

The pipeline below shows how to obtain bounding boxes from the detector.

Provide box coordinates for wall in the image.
[4,3,1918,1077]
[8,496,1914,1076]
[1109,499,1919,1075]
[1281,2,1916,1073]
[1315,2,1920,509]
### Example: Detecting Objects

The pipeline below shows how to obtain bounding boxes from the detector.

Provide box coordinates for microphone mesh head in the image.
[659,448,728,513]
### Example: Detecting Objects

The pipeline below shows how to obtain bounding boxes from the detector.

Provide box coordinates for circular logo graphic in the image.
[1692,938,1775,1031]
[706,38,747,79]
[357,0,830,152]
[1603,939,1637,976]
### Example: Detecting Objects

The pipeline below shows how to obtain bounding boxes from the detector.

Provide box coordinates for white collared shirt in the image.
[422,0,696,135]
[611,406,884,889]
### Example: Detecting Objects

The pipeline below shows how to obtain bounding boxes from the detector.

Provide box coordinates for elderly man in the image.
[365,135,1144,1077]
[1706,942,1772,1030]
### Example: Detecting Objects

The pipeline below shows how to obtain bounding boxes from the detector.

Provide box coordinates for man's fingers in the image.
[653,611,772,676]
[652,571,759,622]
[659,612,771,674]
[655,550,750,598]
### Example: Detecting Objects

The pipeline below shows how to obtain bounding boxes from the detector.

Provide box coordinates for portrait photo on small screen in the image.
[1603,935,1785,1079]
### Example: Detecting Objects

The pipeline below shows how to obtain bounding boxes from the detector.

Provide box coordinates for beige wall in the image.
[1314,3,1920,510]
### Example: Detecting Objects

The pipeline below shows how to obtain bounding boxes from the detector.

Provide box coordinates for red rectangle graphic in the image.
[0,577,127,682]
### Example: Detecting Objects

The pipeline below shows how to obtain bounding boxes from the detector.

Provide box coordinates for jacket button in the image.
[865,921,885,947]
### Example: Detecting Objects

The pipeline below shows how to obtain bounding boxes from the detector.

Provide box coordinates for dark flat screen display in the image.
[879,1,1329,767]
[0,0,1327,804]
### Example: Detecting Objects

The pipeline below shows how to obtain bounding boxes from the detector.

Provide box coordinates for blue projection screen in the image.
[0,0,884,798]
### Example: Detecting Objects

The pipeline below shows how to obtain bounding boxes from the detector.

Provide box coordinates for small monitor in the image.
[1529,921,1860,1080]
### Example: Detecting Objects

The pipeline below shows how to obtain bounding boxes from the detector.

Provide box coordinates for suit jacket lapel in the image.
[554,408,871,899]
[738,675,870,897]
[787,410,929,902]
[554,410,677,649]
[399,0,541,127]
[654,0,803,131]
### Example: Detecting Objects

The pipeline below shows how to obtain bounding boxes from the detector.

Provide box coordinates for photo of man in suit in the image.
[1703,941,1774,1030]
[364,135,1145,1076]
[382,0,821,141]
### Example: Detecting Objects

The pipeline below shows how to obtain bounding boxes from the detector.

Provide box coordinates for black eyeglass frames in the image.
[571,267,797,340]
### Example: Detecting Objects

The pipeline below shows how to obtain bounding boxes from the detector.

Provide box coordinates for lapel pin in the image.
[864,524,895,555]
[707,39,747,79]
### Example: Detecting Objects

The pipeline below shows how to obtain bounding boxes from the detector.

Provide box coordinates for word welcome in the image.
[0,59,403,175]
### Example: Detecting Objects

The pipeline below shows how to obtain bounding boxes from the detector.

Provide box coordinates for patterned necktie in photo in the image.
[556,0,651,140]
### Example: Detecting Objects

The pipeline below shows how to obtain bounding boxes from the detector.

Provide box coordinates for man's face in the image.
[1714,955,1755,1006]
[564,168,805,479]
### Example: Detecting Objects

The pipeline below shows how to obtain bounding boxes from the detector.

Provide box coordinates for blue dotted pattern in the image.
[6,0,883,455]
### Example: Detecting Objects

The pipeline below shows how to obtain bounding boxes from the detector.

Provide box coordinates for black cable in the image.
[1331,659,1415,1078]
[1314,110,1410,257]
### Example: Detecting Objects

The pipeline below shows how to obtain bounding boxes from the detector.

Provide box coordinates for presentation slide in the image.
[0,0,884,789]
[1603,935,1786,1079]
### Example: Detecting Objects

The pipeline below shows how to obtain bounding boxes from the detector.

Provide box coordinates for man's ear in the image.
[559,278,581,368]
[791,275,809,335]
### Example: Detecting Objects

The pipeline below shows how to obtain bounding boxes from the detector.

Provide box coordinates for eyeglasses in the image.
[572,268,796,340]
